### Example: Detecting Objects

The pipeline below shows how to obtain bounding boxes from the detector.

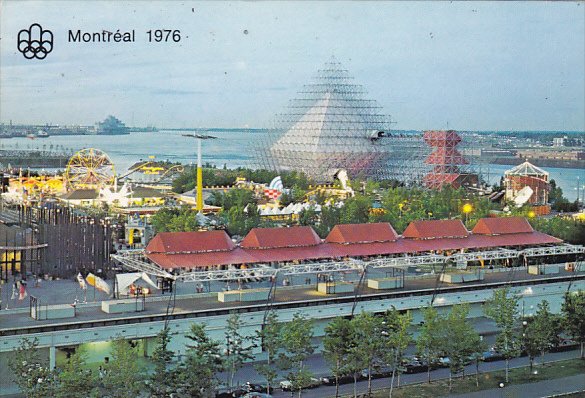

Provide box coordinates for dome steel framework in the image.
[254,58,430,184]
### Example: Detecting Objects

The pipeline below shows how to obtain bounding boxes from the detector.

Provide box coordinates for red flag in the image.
[18,283,28,300]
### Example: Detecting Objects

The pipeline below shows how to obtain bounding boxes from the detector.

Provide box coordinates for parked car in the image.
[216,389,248,398]
[241,393,272,398]
[551,338,578,353]
[306,378,321,389]
[360,367,393,379]
[482,350,504,362]
[279,378,320,391]
[402,358,427,374]
[320,375,355,386]
[245,382,273,394]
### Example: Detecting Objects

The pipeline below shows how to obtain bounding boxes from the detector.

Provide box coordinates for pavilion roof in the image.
[403,219,469,239]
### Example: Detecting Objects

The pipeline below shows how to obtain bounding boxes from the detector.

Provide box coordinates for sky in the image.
[1,1,584,131]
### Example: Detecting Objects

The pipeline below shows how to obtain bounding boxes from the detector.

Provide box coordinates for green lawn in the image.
[341,358,585,398]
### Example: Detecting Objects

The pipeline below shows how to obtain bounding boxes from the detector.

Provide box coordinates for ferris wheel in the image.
[65,148,116,189]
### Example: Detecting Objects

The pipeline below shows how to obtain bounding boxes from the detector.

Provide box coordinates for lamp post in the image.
[182,133,217,212]
[462,203,473,225]
[574,176,585,208]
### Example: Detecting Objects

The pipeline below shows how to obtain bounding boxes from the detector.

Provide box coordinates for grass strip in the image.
[340,358,585,398]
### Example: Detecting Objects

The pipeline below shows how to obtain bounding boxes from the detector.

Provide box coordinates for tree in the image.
[484,288,522,383]
[437,304,484,392]
[340,195,372,225]
[381,309,412,398]
[150,206,200,233]
[561,290,585,358]
[278,313,315,398]
[224,313,254,391]
[349,312,383,397]
[175,323,224,398]
[102,338,145,398]
[223,204,260,237]
[9,338,56,398]
[416,307,442,383]
[254,311,282,394]
[279,185,307,206]
[298,206,319,226]
[522,318,541,373]
[55,346,97,398]
[323,317,353,398]
[149,327,175,398]
[532,301,561,366]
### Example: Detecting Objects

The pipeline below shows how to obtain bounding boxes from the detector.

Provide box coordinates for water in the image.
[1,131,583,201]
[482,164,584,202]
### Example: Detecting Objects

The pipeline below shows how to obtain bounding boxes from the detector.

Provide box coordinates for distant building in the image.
[552,137,565,147]
[517,149,585,161]
[504,161,550,205]
[58,188,100,207]
[96,115,129,135]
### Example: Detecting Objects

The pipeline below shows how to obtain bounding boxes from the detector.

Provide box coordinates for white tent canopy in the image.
[116,272,159,295]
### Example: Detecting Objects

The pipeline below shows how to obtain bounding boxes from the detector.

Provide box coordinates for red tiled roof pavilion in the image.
[472,217,534,235]
[402,219,469,240]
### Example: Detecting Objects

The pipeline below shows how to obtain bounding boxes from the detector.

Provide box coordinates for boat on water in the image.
[27,130,50,139]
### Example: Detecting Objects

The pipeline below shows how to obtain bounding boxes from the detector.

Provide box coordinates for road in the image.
[223,348,582,398]
[449,374,585,398]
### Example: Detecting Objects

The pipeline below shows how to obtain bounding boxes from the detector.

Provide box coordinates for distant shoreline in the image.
[487,157,585,170]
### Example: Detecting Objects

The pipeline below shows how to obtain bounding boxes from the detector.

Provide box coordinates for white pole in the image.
[197,139,202,168]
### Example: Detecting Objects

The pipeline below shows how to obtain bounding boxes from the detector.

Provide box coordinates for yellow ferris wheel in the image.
[65,148,116,189]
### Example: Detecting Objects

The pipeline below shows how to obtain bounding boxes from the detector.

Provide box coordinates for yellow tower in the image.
[182,133,217,212]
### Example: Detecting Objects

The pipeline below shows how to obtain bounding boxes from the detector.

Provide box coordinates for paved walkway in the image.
[448,374,585,398]
[1,269,583,332]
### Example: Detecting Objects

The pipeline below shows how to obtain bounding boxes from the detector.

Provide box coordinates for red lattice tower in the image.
[423,130,469,189]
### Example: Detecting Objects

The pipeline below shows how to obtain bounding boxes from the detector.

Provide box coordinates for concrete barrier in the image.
[101,299,145,314]
[218,289,271,302]
[217,291,241,303]
[31,304,75,320]
[317,282,355,294]
[367,277,404,290]
[528,264,560,275]
[440,271,484,284]
[239,288,271,302]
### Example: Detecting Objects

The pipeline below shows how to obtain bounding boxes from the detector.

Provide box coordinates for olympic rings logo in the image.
[17,23,53,60]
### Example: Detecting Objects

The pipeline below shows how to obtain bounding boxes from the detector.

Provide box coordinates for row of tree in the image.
[171,166,314,194]
[11,289,585,398]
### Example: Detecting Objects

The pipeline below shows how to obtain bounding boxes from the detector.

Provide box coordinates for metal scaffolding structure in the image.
[112,244,584,283]
[254,58,430,184]
[448,249,519,263]
[367,255,446,268]
[520,244,585,257]
[111,253,173,279]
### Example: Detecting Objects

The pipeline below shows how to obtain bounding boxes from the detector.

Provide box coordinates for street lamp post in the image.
[182,133,217,212]
[462,203,473,225]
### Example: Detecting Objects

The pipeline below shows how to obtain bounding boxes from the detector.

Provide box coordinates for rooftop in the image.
[146,217,563,270]
[505,161,549,177]
[472,216,534,235]
[402,219,469,239]
[60,189,98,200]
[326,222,398,244]
[146,230,235,254]
[241,226,321,249]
